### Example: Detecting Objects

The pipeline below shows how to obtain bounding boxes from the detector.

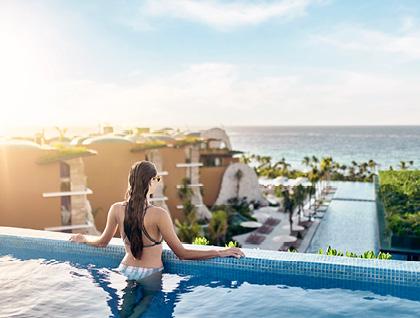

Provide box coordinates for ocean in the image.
[2,125,419,171]
[225,126,420,170]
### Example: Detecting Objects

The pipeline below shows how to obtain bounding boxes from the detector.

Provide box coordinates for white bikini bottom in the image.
[117,263,164,281]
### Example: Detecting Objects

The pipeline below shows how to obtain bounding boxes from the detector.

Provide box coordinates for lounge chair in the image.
[245,233,266,244]
[264,217,281,226]
[256,225,274,234]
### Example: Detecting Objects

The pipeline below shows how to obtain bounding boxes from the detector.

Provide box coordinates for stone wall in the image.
[184,145,212,220]
[215,162,268,206]
[67,157,100,235]
[146,149,169,211]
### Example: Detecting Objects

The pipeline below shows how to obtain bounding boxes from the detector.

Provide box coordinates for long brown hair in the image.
[123,160,157,259]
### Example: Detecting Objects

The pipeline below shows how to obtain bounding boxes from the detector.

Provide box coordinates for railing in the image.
[176,183,203,189]
[373,175,390,251]
[149,196,168,202]
[176,162,203,168]
[42,188,93,198]
[176,204,204,209]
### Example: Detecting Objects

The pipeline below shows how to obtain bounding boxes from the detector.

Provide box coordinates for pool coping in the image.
[0,226,419,287]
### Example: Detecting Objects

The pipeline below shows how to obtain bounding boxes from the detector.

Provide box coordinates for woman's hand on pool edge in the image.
[69,233,87,243]
[218,247,245,259]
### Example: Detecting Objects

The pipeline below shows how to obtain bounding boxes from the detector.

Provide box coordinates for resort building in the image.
[199,127,242,206]
[0,140,98,234]
[0,127,268,239]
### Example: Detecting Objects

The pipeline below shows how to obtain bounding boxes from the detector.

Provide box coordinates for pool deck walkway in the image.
[233,189,335,251]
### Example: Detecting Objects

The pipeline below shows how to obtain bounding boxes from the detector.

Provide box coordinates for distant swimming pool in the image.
[0,227,419,318]
[307,182,380,255]
[332,181,376,201]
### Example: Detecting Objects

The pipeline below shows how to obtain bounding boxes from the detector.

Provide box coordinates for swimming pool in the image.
[0,227,419,318]
[307,181,380,254]
[330,181,376,201]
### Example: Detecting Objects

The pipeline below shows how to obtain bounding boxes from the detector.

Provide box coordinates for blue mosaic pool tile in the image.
[0,227,419,287]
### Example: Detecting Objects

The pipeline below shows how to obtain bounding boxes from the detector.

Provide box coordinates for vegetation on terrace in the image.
[378,170,420,237]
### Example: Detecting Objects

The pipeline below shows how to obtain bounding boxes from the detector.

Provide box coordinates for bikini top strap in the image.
[141,204,163,245]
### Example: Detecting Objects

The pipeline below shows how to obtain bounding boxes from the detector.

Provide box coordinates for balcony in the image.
[176,204,204,209]
[42,188,93,198]
[176,183,203,189]
[176,162,203,168]
[149,196,168,202]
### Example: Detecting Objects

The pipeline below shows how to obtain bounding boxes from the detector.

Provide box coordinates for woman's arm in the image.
[156,207,245,260]
[69,203,119,247]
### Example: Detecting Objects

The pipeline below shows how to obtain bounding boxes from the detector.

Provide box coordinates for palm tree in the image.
[280,187,295,234]
[368,159,377,172]
[358,162,369,179]
[348,166,356,179]
[34,129,46,145]
[302,156,311,170]
[177,177,193,201]
[398,161,407,170]
[320,157,332,194]
[294,184,306,224]
[208,210,228,246]
[174,218,202,243]
[275,157,291,175]
[332,161,340,171]
[308,166,320,212]
[175,177,201,243]
[307,184,316,221]
[240,154,252,164]
[399,160,414,170]
[340,164,347,178]
[54,126,68,142]
[255,155,272,176]
[234,169,243,198]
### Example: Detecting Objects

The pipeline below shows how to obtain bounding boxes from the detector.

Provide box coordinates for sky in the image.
[1,0,420,133]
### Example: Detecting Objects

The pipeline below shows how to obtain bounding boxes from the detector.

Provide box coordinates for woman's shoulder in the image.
[111,201,127,215]
[112,201,127,208]
[148,205,170,219]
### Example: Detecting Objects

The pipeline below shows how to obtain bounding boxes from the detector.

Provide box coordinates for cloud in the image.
[131,0,326,31]
[2,63,420,130]
[400,16,415,32]
[311,24,420,60]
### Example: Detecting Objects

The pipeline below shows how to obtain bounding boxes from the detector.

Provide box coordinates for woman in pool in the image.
[70,160,245,281]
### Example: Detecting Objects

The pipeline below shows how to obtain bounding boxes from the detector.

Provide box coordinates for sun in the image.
[0,3,61,133]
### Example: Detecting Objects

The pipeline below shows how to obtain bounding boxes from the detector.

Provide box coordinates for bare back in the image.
[115,202,164,268]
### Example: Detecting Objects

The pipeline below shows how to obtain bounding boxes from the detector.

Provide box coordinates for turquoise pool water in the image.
[1,241,419,318]
[331,181,376,201]
[308,182,380,254]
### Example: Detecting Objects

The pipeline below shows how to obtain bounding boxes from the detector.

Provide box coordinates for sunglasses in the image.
[152,176,161,182]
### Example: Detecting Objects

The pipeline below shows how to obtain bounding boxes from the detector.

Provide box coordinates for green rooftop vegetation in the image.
[37,144,96,164]
[130,140,167,152]
[378,170,420,238]
[129,136,204,151]
[172,136,204,147]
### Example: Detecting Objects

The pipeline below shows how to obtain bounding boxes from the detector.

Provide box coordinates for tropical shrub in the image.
[192,236,209,245]
[379,170,420,237]
[317,246,392,260]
